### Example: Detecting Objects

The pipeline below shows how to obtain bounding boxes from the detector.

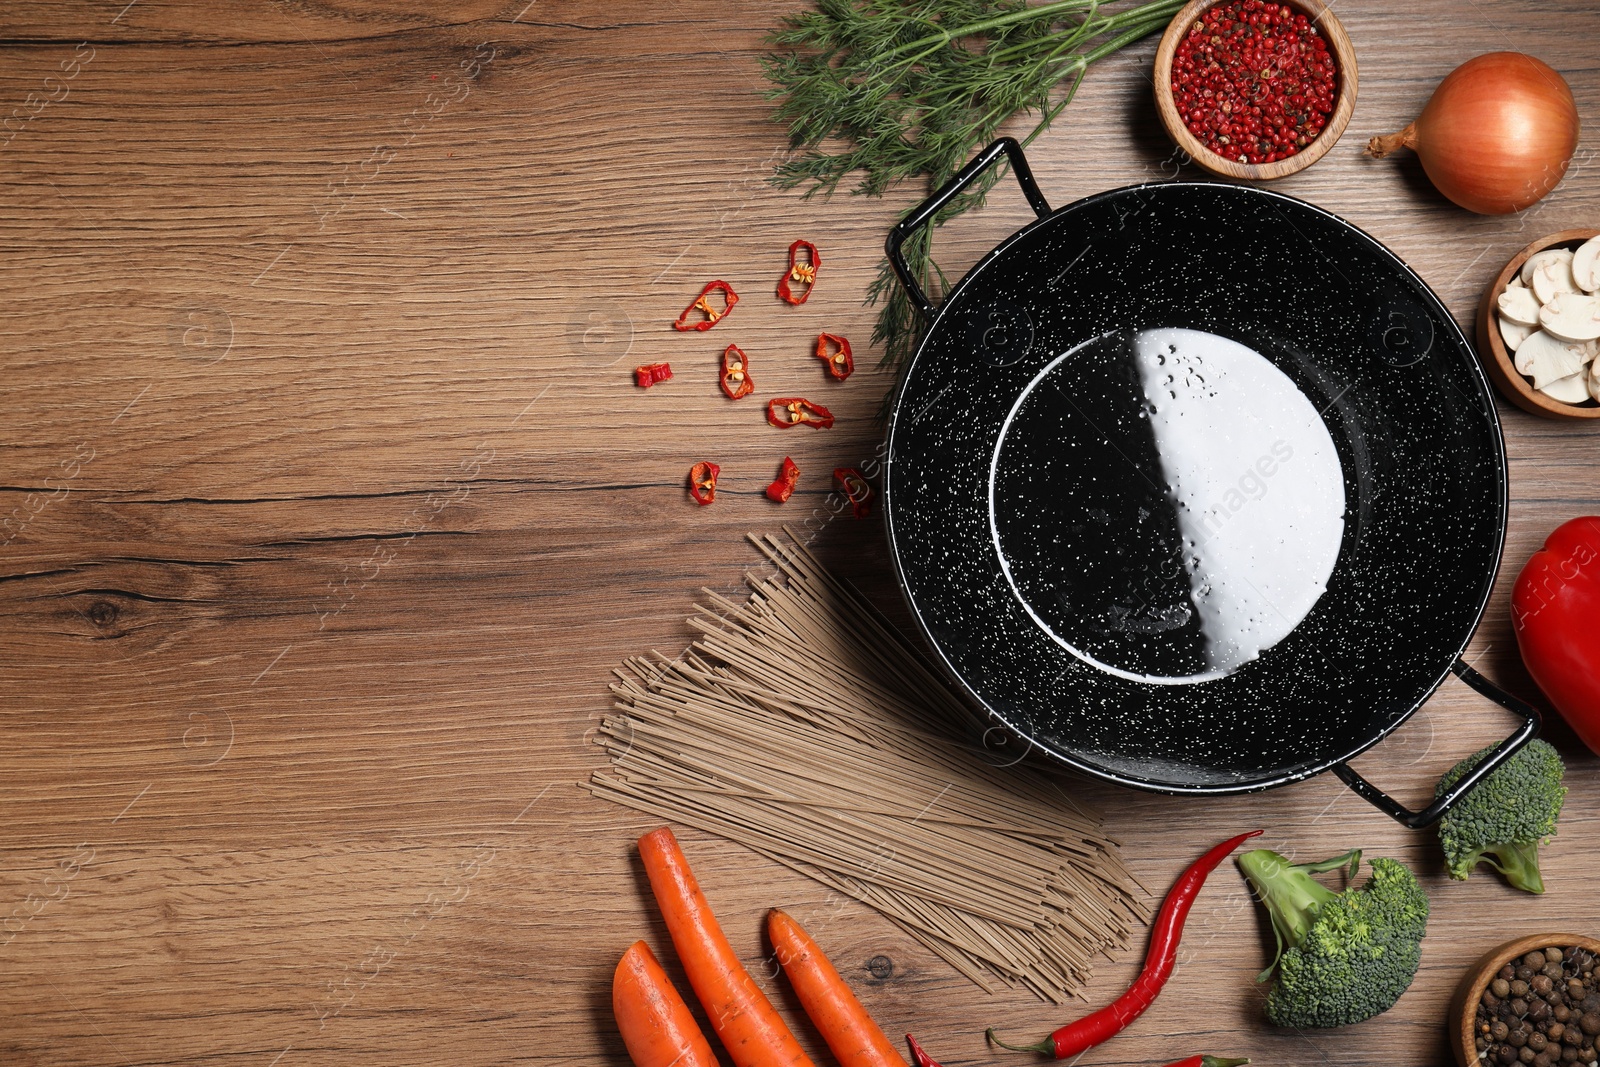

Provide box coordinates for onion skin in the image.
[1368,52,1579,215]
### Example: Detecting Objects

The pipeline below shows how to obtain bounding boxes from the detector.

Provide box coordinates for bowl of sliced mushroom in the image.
[1478,229,1600,420]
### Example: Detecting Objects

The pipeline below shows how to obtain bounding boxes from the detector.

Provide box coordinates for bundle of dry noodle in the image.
[589,531,1148,1002]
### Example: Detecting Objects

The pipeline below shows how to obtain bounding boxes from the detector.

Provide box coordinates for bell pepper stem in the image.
[986,1028,1056,1055]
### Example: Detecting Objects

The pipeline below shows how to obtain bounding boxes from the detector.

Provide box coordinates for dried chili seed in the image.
[634,362,672,388]
[673,280,738,331]
[777,239,820,305]
[766,397,834,429]
[688,461,719,505]
[834,467,873,518]
[720,344,754,400]
[815,333,854,380]
[766,456,800,503]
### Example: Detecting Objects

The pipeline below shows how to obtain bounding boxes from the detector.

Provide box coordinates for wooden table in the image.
[3,3,1598,1065]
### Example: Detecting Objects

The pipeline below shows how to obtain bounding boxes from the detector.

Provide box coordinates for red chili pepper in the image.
[766,397,834,429]
[635,362,673,388]
[815,333,853,380]
[833,467,872,518]
[688,461,719,506]
[766,457,800,503]
[720,344,754,400]
[673,281,738,331]
[989,829,1263,1059]
[906,1035,940,1067]
[777,239,820,305]
[909,1037,1245,1067]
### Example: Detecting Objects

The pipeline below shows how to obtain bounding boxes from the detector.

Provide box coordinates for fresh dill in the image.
[763,0,1186,375]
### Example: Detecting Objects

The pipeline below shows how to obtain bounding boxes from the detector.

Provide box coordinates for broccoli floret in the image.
[1238,848,1429,1029]
[1435,738,1566,894]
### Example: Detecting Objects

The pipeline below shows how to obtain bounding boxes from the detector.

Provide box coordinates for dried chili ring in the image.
[673,280,738,331]
[815,333,853,381]
[777,240,820,306]
[834,467,873,518]
[766,456,800,503]
[720,344,754,400]
[687,461,719,505]
[634,362,672,388]
[766,397,834,429]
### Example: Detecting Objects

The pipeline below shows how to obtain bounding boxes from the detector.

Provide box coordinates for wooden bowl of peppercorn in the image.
[1450,933,1600,1067]
[1153,0,1358,181]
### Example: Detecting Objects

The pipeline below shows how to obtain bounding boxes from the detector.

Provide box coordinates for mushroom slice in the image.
[1519,330,1590,390]
[1541,372,1591,405]
[1539,291,1600,343]
[1522,248,1574,286]
[1573,235,1600,294]
[1531,252,1580,305]
[1498,285,1544,326]
[1591,356,1600,403]
[1499,315,1536,352]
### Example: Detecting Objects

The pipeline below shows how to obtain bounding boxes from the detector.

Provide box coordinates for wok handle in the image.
[1332,659,1542,829]
[885,137,1052,322]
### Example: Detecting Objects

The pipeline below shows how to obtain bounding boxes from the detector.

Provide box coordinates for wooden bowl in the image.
[1449,933,1600,1067]
[1477,229,1600,421]
[1153,0,1358,181]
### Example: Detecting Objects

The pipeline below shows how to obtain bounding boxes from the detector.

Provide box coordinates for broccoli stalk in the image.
[1435,738,1566,894]
[1238,848,1429,1029]
[1239,849,1360,981]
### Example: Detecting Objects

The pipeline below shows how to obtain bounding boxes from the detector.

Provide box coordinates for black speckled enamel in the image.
[884,182,1507,795]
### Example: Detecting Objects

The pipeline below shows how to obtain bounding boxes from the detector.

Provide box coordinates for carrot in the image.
[768,909,905,1067]
[637,826,816,1067]
[613,940,721,1067]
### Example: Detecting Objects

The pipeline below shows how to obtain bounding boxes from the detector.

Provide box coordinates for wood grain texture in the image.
[2,2,1599,1066]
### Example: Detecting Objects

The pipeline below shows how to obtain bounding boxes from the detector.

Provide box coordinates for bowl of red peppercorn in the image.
[1451,934,1600,1067]
[1154,0,1358,181]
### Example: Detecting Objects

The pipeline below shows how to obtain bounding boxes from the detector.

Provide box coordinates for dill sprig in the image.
[762,0,1185,373]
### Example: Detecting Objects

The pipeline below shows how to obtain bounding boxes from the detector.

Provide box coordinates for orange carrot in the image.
[613,940,721,1067]
[637,826,816,1067]
[768,909,905,1067]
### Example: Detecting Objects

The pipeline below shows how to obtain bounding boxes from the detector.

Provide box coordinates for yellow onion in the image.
[1368,52,1579,215]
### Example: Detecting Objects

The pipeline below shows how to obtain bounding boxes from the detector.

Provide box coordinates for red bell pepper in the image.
[1512,516,1600,755]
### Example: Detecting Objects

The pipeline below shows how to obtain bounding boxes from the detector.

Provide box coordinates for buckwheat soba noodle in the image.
[589,531,1149,1002]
